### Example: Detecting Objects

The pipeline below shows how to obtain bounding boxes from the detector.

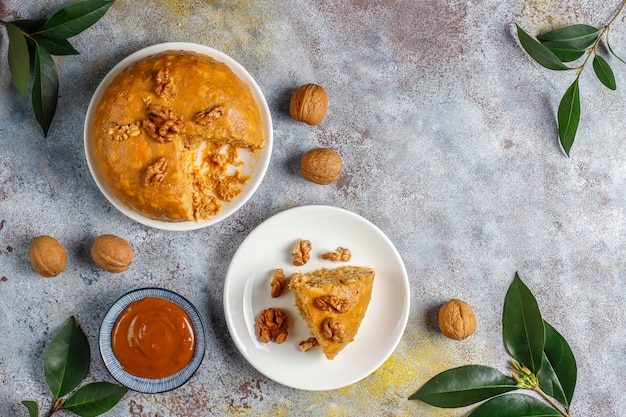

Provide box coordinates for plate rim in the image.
[223,204,411,391]
[83,41,273,231]
[99,287,206,393]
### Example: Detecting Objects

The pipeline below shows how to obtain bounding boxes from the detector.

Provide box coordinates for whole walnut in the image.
[438,299,477,340]
[290,83,328,125]
[300,148,342,185]
[29,235,67,277]
[91,234,134,273]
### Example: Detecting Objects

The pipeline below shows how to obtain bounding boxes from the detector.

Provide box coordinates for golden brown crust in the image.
[91,50,265,221]
[289,266,375,359]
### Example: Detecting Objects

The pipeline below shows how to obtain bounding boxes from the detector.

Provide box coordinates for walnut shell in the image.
[290,83,328,125]
[300,148,342,185]
[29,236,67,278]
[91,234,134,273]
[438,299,477,340]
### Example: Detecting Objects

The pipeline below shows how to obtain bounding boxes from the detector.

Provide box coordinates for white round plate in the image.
[223,205,410,391]
[84,42,273,231]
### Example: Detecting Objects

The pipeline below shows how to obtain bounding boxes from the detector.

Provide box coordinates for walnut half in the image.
[143,104,184,143]
[321,247,352,262]
[144,157,168,187]
[321,317,346,343]
[270,269,286,298]
[256,308,289,344]
[107,122,140,141]
[298,337,319,352]
[292,239,312,266]
[194,105,226,126]
[314,295,352,313]
[154,67,173,98]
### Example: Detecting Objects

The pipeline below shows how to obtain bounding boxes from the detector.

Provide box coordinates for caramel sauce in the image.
[111,297,195,379]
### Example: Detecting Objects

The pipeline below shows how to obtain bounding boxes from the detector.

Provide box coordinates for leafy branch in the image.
[515,0,626,156]
[409,273,577,417]
[21,317,127,417]
[1,0,115,136]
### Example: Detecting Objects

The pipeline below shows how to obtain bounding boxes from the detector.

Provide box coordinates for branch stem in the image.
[533,386,572,417]
[577,0,626,75]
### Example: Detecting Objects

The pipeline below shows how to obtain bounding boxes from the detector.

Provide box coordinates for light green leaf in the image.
[557,79,580,157]
[502,273,545,374]
[538,321,577,408]
[6,22,31,96]
[34,0,115,39]
[516,25,571,71]
[537,24,600,49]
[468,393,562,417]
[44,316,90,399]
[592,55,616,90]
[64,382,128,417]
[21,400,39,417]
[408,365,518,408]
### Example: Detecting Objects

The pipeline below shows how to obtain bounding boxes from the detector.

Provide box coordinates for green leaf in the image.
[592,55,616,90]
[516,25,571,71]
[34,0,115,39]
[503,273,545,374]
[557,79,580,157]
[541,41,585,62]
[408,365,518,408]
[537,24,600,49]
[606,27,626,65]
[11,19,44,33]
[32,35,79,56]
[21,400,39,417]
[6,22,31,97]
[468,393,562,417]
[63,382,128,417]
[44,316,90,399]
[31,43,59,137]
[537,321,577,407]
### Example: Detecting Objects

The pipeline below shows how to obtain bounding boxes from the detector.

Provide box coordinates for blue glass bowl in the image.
[99,288,206,393]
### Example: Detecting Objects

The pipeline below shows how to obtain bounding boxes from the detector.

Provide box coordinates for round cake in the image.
[90,50,266,221]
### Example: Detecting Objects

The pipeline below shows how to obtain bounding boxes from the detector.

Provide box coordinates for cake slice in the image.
[289,266,375,359]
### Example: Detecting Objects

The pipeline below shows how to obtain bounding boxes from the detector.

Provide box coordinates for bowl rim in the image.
[99,287,206,393]
[83,42,273,231]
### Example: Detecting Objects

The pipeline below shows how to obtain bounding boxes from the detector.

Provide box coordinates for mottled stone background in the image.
[1,0,625,416]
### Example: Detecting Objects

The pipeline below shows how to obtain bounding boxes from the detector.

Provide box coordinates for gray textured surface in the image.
[1,1,625,416]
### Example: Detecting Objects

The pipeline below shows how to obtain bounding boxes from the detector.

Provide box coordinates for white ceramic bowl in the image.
[84,42,273,231]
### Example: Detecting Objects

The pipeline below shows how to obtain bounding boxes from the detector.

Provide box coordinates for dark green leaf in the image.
[537,321,577,407]
[32,35,79,56]
[541,41,585,62]
[592,55,616,90]
[11,19,44,33]
[557,79,580,157]
[6,22,31,97]
[408,365,518,408]
[64,382,128,417]
[31,43,59,137]
[21,400,39,417]
[468,393,562,417]
[537,24,600,50]
[44,316,90,399]
[516,25,571,71]
[34,0,115,39]
[503,273,545,374]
